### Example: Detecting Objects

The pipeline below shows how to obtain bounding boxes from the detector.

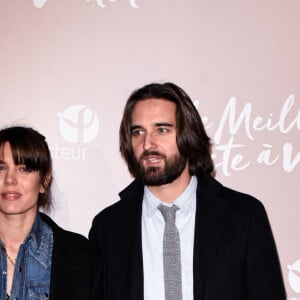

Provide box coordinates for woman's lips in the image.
[1,191,21,200]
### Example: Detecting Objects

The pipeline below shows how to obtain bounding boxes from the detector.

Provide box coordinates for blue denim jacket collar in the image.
[26,212,53,268]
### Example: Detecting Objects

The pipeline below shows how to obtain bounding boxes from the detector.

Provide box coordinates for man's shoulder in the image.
[220,184,264,212]
[197,173,265,212]
[91,179,144,223]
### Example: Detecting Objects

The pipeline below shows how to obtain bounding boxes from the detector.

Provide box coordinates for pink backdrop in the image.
[1,0,299,297]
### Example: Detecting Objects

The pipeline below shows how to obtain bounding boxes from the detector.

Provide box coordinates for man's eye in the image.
[132,129,144,137]
[157,128,168,134]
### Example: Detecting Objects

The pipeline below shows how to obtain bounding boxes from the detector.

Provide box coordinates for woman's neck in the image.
[0,212,37,247]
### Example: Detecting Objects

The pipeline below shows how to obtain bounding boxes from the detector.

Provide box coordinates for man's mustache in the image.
[140,150,166,160]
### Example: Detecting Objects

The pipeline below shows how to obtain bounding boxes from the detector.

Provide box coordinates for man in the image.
[89,82,286,299]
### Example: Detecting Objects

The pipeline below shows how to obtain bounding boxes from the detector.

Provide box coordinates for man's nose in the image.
[143,133,157,150]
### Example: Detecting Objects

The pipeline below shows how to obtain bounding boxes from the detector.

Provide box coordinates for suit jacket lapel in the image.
[193,174,227,300]
[39,213,81,300]
[127,197,144,300]
[49,233,80,299]
[118,180,144,300]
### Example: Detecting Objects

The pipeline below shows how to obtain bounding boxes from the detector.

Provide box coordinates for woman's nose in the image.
[5,170,18,185]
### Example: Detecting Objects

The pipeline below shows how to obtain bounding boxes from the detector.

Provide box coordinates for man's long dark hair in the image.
[119,82,214,177]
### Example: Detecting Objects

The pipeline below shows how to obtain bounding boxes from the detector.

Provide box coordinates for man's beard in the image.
[132,150,187,186]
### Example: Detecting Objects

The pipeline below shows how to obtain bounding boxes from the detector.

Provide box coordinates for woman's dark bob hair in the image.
[0,126,52,211]
[119,82,214,176]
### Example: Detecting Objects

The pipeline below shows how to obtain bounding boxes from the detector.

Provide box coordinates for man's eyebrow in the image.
[130,125,142,131]
[154,122,174,127]
[130,122,175,132]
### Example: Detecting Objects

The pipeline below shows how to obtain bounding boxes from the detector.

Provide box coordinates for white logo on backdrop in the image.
[200,94,300,176]
[33,0,47,8]
[288,260,300,293]
[59,105,99,144]
[32,0,139,8]
[50,105,99,161]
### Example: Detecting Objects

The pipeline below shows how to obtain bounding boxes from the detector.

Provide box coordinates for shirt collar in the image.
[26,213,44,250]
[174,175,197,214]
[143,175,197,217]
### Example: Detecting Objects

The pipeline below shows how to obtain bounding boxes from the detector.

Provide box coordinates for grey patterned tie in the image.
[158,204,183,300]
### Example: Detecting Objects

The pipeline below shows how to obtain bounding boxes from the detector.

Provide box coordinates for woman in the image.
[0,126,96,300]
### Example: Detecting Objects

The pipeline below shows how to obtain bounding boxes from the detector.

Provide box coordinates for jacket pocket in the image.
[27,282,50,299]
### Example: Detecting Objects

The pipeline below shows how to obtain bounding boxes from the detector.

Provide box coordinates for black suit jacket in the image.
[89,173,286,299]
[40,213,97,300]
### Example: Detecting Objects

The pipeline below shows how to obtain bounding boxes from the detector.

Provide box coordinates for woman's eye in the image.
[19,165,32,173]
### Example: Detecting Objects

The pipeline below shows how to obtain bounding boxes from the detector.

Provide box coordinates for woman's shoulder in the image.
[39,212,89,246]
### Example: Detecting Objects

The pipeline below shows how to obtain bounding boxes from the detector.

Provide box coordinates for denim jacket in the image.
[0,213,53,300]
